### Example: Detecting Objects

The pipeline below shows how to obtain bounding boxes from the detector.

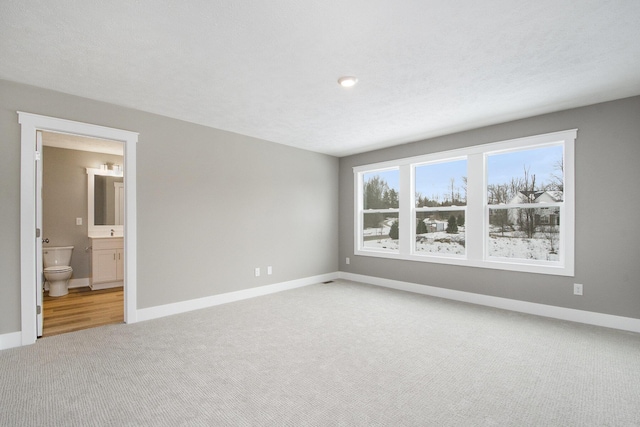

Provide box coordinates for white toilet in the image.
[43,246,74,297]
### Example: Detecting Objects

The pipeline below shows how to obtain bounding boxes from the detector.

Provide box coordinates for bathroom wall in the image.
[0,79,339,335]
[339,95,640,320]
[42,146,124,280]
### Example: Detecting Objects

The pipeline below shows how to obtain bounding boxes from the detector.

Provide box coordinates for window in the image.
[354,130,576,276]
[414,159,467,257]
[486,145,564,263]
[359,168,400,253]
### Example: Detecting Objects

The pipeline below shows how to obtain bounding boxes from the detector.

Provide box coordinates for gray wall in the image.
[339,96,640,320]
[2,75,637,337]
[0,79,339,334]
[42,146,124,279]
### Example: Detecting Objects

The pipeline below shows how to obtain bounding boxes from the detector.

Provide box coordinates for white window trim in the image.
[357,166,401,255]
[354,129,576,276]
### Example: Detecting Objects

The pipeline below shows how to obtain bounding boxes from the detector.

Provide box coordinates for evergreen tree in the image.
[389,220,399,239]
[446,215,458,234]
[363,176,389,228]
[416,218,427,234]
[364,176,388,209]
[383,188,399,208]
[457,214,465,227]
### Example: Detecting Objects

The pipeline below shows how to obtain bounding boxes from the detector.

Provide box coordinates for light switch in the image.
[76,217,82,225]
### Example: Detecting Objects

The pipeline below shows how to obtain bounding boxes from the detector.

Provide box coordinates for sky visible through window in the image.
[364,169,399,190]
[487,145,563,187]
[415,160,467,202]
[364,145,562,202]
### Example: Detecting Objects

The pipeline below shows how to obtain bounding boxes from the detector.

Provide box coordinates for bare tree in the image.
[548,157,564,191]
[487,184,510,204]
[508,176,524,201]
[543,223,559,255]
[488,184,511,235]
[520,167,537,238]
[450,177,456,205]
[462,176,468,204]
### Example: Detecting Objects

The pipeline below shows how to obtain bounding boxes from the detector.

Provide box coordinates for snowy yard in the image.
[363,227,466,255]
[416,229,465,255]
[488,225,560,261]
[363,224,560,261]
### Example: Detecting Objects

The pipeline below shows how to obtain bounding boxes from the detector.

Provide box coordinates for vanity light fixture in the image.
[338,76,358,88]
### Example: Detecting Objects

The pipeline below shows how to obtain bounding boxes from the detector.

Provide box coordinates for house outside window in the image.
[486,144,565,264]
[354,130,576,276]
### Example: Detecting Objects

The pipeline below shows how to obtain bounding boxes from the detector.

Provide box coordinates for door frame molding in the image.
[19,112,139,346]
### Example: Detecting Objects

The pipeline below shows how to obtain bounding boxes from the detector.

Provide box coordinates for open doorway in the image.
[19,112,138,346]
[40,131,125,336]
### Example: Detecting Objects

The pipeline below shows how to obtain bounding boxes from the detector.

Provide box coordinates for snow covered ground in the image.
[416,229,465,255]
[488,226,560,261]
[363,238,400,252]
[362,224,559,261]
[363,228,466,255]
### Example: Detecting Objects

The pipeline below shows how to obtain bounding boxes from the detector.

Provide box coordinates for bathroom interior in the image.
[41,131,125,337]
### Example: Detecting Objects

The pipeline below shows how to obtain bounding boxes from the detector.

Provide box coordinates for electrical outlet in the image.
[76,217,82,225]
[573,283,583,296]
[255,267,260,277]
[346,257,350,265]
[267,266,272,275]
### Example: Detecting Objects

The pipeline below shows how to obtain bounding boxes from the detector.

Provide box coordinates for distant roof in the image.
[518,190,563,202]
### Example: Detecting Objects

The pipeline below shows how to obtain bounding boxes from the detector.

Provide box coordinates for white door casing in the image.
[114,181,124,225]
[35,131,43,337]
[19,112,138,346]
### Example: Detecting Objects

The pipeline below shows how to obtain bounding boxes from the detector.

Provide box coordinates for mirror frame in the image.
[87,167,124,237]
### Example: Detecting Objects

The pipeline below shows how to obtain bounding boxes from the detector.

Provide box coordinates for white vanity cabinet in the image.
[90,237,124,289]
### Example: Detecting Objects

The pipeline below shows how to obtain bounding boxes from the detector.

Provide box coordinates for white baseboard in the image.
[44,277,90,291]
[0,331,22,350]
[136,272,339,322]
[90,281,123,291]
[69,278,90,289]
[339,272,640,334]
[8,270,633,352]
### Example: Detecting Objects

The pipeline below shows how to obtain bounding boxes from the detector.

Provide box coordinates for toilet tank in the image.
[43,246,74,268]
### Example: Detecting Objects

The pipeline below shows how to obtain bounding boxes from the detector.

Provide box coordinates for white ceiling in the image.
[2,1,639,157]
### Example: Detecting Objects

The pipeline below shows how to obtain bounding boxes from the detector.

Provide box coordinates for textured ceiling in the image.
[2,1,639,157]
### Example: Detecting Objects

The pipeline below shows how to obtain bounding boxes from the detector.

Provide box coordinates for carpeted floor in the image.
[1,280,639,426]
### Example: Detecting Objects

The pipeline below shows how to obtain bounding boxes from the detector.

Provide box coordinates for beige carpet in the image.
[1,280,639,426]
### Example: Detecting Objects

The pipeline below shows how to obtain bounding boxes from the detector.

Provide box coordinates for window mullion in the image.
[466,153,484,261]
[399,164,412,256]
[354,172,363,252]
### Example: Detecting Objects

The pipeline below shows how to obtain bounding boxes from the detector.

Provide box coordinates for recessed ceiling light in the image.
[338,76,358,88]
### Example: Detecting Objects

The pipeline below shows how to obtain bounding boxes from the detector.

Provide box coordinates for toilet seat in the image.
[44,266,72,274]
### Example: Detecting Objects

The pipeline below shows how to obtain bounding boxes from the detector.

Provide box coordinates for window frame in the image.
[413,157,468,259]
[353,129,576,276]
[356,166,401,256]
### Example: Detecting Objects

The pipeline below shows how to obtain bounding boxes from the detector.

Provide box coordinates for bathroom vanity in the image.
[86,167,125,290]
[90,237,124,290]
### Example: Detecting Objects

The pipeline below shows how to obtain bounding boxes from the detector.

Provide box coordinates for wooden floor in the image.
[42,287,124,337]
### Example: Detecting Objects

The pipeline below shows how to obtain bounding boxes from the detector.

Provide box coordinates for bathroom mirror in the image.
[86,168,124,237]
[94,175,124,225]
